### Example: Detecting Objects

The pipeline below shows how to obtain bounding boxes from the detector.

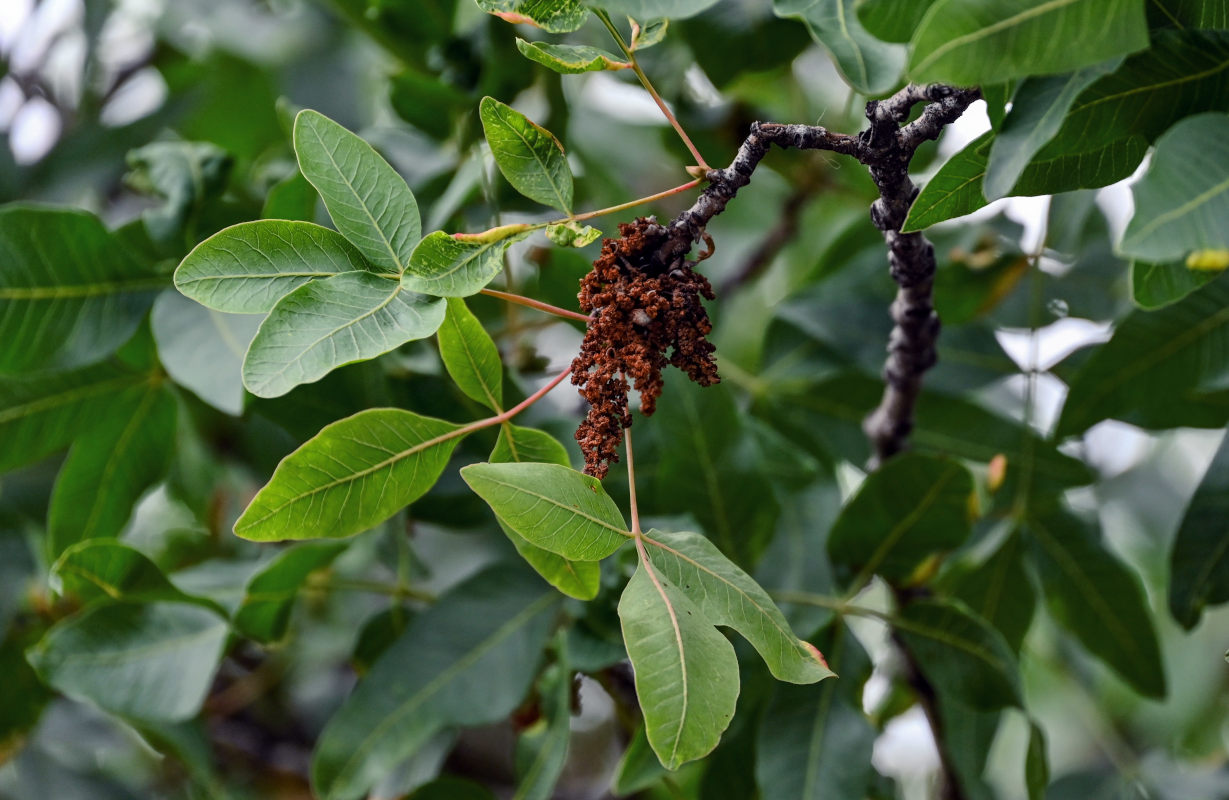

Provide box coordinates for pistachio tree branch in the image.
[651,83,981,466]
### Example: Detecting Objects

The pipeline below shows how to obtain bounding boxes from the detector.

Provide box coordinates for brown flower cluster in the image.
[570,218,720,478]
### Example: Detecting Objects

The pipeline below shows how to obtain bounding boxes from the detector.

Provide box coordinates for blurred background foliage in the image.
[1,0,1227,799]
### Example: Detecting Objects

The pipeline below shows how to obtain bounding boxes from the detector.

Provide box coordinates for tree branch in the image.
[650,82,980,466]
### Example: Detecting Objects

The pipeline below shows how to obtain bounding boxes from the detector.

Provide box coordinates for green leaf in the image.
[902,132,1147,231]
[612,726,669,794]
[984,57,1123,201]
[262,170,318,222]
[1026,508,1166,698]
[1148,0,1229,28]
[943,532,1035,651]
[50,540,220,613]
[294,109,421,273]
[0,631,52,762]
[410,778,496,800]
[47,385,177,557]
[403,229,533,298]
[854,0,937,42]
[0,356,160,473]
[242,271,446,398]
[775,0,906,95]
[1056,272,1229,436]
[596,0,719,20]
[907,0,1149,85]
[894,599,1023,710]
[0,205,165,373]
[174,220,369,313]
[125,140,232,245]
[1131,258,1218,309]
[479,97,573,214]
[515,39,629,73]
[631,18,669,49]
[1121,113,1229,261]
[491,424,571,466]
[235,409,466,541]
[1040,29,1229,157]
[642,529,834,684]
[460,462,629,560]
[26,602,229,722]
[234,541,349,642]
[1169,435,1229,629]
[489,426,598,601]
[755,623,875,800]
[311,565,559,800]
[618,561,739,770]
[475,0,590,32]
[438,298,503,411]
[827,453,975,585]
[1026,721,1049,800]
[152,292,262,415]
[512,653,571,800]
[545,221,602,247]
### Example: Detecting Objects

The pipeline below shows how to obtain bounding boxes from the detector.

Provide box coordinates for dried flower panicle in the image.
[570,217,720,478]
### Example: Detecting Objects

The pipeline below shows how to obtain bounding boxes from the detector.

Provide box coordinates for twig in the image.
[648,83,980,466]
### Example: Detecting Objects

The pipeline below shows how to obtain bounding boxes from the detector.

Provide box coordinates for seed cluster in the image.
[570,218,720,478]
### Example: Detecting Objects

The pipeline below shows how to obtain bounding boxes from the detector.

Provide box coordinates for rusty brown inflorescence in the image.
[570,217,720,478]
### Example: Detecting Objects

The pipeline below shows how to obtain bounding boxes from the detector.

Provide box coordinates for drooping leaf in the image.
[596,0,719,20]
[311,565,559,800]
[1026,508,1166,698]
[515,39,629,73]
[46,385,177,556]
[174,220,369,313]
[0,206,165,373]
[942,531,1035,651]
[903,132,1147,231]
[402,229,533,298]
[26,602,229,722]
[984,57,1123,201]
[894,599,1023,710]
[152,291,262,415]
[461,462,629,560]
[775,0,906,95]
[827,453,976,585]
[234,409,466,541]
[642,529,834,684]
[618,561,740,770]
[512,653,571,800]
[479,97,573,214]
[234,541,348,642]
[294,109,421,273]
[50,540,219,612]
[1130,259,1217,309]
[854,0,937,42]
[934,693,999,799]
[125,140,233,245]
[1026,721,1049,800]
[438,298,503,411]
[755,623,874,800]
[0,366,157,477]
[1056,272,1229,436]
[1121,113,1229,261]
[907,0,1149,85]
[489,426,598,601]
[242,271,446,398]
[1168,435,1229,629]
[545,221,602,248]
[475,0,589,32]
[1039,29,1229,158]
